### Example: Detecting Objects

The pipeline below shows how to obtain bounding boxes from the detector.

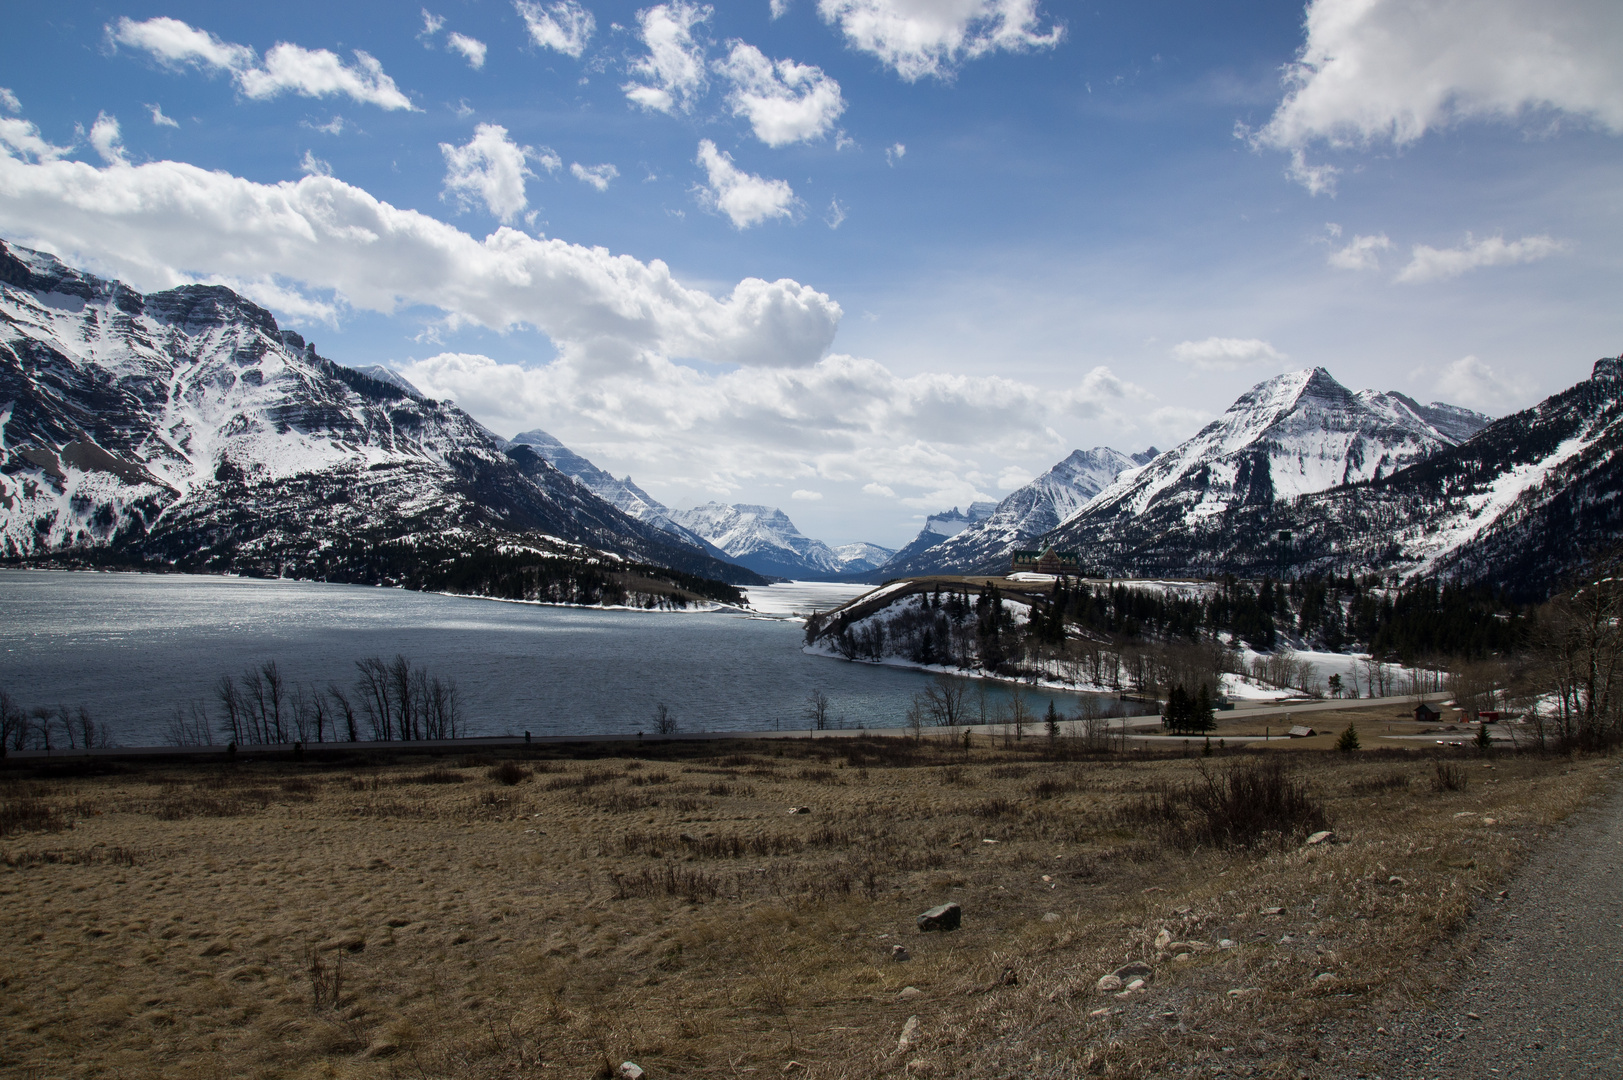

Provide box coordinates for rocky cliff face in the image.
[0,239,761,585]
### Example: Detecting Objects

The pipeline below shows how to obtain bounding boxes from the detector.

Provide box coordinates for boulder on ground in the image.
[891,944,911,962]
[1112,961,1154,984]
[619,1063,645,1080]
[1095,974,1123,993]
[917,902,962,933]
[897,1015,920,1051]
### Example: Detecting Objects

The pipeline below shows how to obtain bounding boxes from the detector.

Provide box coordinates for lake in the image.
[0,570,1138,746]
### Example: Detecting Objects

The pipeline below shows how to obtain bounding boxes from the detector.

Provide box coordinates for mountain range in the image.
[0,238,761,587]
[5,238,1616,600]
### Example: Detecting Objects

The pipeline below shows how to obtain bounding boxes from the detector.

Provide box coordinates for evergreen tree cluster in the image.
[1162,683,1216,734]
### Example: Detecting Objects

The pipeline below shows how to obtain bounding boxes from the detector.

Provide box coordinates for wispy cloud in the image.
[623,2,710,114]
[1395,233,1568,283]
[110,16,414,111]
[1170,337,1286,371]
[447,33,488,69]
[514,0,596,58]
[570,161,619,190]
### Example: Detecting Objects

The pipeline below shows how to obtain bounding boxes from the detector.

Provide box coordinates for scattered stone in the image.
[1388,876,1407,885]
[1042,912,1060,923]
[1483,817,1498,825]
[1218,939,1237,949]
[1467,1012,1481,1021]
[891,945,911,962]
[1113,989,1134,999]
[898,986,923,1000]
[897,1015,920,1051]
[787,806,811,815]
[1314,972,1337,983]
[917,902,962,933]
[1154,929,1172,951]
[1173,952,1192,963]
[1113,961,1154,984]
[1041,874,1053,882]
[1305,830,1334,845]
[1260,906,1285,916]
[1088,1007,1114,1018]
[981,838,998,844]
[1497,890,1510,899]
[1095,974,1123,993]
[1125,978,1146,991]
[619,1064,645,1080]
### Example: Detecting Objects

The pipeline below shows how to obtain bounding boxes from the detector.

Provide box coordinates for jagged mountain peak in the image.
[670,501,882,580]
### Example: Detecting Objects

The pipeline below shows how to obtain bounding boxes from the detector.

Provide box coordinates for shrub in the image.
[1431,759,1468,792]
[486,762,530,786]
[1350,772,1410,795]
[407,767,465,785]
[1121,760,1328,849]
[1336,724,1360,753]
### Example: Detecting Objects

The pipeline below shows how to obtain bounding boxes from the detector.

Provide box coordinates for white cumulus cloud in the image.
[447,33,488,69]
[88,113,128,166]
[1395,233,1568,283]
[570,162,619,190]
[109,16,413,111]
[695,140,796,228]
[1170,337,1287,371]
[1327,231,1391,271]
[817,0,1064,82]
[1259,0,1623,152]
[396,352,1134,509]
[147,103,180,128]
[0,110,71,162]
[441,123,559,222]
[0,147,842,373]
[623,2,711,114]
[1434,355,1526,411]
[713,42,845,146]
[515,0,597,57]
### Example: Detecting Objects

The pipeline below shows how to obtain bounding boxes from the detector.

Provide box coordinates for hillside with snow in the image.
[878,448,1154,578]
[0,239,760,585]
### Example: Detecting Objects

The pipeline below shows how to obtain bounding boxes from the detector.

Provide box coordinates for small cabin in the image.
[1414,703,1440,723]
[1010,546,1081,576]
[1287,725,1316,738]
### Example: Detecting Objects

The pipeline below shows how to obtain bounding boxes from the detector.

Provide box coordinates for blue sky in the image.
[2,1,1620,547]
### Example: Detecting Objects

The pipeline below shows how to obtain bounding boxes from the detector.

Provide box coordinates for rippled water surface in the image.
[0,570,1132,746]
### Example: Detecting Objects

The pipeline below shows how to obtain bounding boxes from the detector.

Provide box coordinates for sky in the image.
[1,0,1620,549]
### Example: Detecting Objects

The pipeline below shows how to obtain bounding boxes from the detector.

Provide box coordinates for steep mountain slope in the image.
[831,541,896,574]
[0,239,761,586]
[1037,361,1622,597]
[1039,368,1490,571]
[877,502,997,576]
[668,502,848,579]
[880,447,1151,577]
[505,428,730,559]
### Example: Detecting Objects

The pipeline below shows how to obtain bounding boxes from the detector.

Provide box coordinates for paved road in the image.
[1352,774,1623,1079]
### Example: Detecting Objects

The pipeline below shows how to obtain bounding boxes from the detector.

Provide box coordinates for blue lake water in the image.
[0,570,1138,746]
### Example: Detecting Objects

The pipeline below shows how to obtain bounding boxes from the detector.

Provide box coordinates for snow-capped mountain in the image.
[665,502,836,579]
[1169,356,1623,597]
[505,428,727,556]
[0,239,760,585]
[878,448,1154,578]
[869,502,996,577]
[1043,368,1489,561]
[831,541,896,574]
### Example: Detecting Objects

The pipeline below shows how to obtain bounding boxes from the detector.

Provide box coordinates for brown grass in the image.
[0,732,1611,1080]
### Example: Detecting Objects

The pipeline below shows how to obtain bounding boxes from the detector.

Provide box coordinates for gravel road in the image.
[1349,775,1623,1079]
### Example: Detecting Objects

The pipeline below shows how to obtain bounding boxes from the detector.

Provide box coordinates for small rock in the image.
[1388,876,1406,885]
[1218,939,1237,949]
[1154,929,1172,951]
[897,1015,920,1051]
[1314,972,1336,983]
[1041,874,1053,882]
[1467,1011,1481,1020]
[1306,830,1334,845]
[619,1064,645,1080]
[1125,978,1146,991]
[981,838,998,844]
[1497,890,1510,899]
[1042,912,1060,923]
[787,806,811,815]
[1173,952,1192,962]
[1095,974,1123,993]
[1260,906,1285,916]
[898,986,923,1000]
[1113,989,1134,999]
[891,944,911,962]
[1112,961,1154,984]
[1483,817,1497,825]
[917,902,962,933]
[1088,1007,1114,1018]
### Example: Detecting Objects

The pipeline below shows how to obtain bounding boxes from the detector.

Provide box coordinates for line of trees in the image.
[0,691,111,752]
[176,655,463,746]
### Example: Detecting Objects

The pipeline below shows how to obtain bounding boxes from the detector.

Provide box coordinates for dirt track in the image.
[1346,769,1623,1079]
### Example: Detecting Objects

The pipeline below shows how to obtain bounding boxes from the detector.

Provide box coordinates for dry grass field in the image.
[0,719,1612,1080]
